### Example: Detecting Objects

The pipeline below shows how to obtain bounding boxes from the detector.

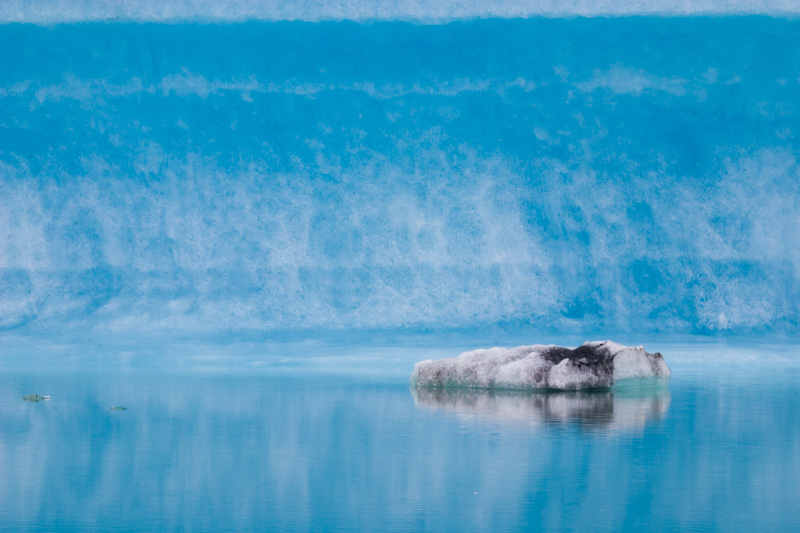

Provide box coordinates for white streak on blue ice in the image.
[574,65,688,97]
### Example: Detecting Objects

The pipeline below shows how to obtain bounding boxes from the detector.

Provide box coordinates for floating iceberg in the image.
[411,341,670,391]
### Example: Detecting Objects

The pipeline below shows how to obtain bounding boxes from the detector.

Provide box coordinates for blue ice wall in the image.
[1,19,799,333]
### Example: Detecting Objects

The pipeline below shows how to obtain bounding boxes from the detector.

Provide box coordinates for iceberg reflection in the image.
[411,380,670,431]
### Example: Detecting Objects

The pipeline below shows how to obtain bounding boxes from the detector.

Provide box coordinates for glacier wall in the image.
[1,18,799,334]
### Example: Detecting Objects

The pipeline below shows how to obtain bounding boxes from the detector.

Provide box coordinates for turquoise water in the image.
[1,341,799,532]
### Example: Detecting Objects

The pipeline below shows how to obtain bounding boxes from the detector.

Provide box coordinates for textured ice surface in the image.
[1,19,800,334]
[2,0,798,24]
[411,341,671,390]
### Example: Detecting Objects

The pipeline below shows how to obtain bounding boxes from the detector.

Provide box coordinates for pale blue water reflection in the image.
[1,352,798,532]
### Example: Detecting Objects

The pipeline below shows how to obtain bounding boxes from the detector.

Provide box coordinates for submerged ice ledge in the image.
[411,341,671,391]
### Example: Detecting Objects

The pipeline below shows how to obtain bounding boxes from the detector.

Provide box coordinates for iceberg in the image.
[410,341,670,391]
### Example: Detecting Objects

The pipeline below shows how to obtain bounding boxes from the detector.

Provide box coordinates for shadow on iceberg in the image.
[410,379,670,432]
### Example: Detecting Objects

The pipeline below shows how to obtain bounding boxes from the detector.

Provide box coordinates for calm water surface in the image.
[1,342,798,532]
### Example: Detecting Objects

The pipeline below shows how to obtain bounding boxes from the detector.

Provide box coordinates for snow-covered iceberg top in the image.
[411,341,670,391]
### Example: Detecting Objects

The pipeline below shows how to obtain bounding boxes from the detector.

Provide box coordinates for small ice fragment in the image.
[23,395,50,402]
